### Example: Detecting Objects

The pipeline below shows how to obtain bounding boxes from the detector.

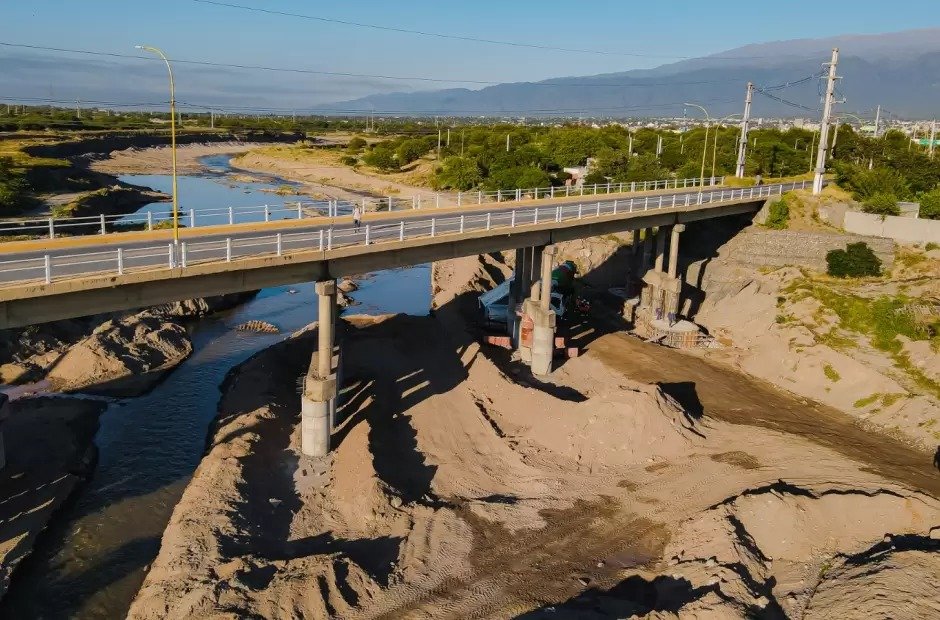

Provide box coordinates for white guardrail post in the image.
[168,243,175,268]
[147,211,153,231]
[365,225,370,245]
[486,212,491,230]
[399,221,405,241]
[229,206,234,225]
[181,242,187,268]
[276,233,283,255]
[297,202,303,219]
[431,217,436,236]
[226,237,232,262]
[511,211,516,227]
[117,248,124,275]
[190,209,196,228]
[44,254,51,284]
[48,218,54,239]
[100,213,106,235]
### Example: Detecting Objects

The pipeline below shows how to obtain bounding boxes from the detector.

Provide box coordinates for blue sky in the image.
[1,0,938,110]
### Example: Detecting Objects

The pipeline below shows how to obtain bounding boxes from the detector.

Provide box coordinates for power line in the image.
[0,41,758,89]
[193,0,784,60]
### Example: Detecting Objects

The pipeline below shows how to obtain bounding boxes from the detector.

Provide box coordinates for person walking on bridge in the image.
[352,204,362,233]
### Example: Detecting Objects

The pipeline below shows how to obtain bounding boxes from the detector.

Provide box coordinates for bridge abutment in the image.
[301,280,338,458]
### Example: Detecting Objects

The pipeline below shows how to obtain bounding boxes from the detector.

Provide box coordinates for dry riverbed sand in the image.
[89,142,263,176]
[128,254,940,619]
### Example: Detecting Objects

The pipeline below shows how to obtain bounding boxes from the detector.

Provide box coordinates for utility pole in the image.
[76,99,81,119]
[735,82,753,177]
[506,133,510,152]
[873,104,881,139]
[930,120,936,159]
[210,109,215,129]
[656,135,663,158]
[446,127,450,147]
[460,129,465,156]
[813,48,839,195]
[438,129,442,160]
[628,133,633,156]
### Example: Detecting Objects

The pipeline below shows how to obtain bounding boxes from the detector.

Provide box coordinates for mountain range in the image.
[316,29,940,119]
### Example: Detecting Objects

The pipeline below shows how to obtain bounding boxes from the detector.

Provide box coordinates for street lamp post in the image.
[684,103,711,187]
[136,45,180,244]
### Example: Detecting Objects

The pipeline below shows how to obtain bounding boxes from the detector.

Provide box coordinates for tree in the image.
[0,157,28,216]
[362,146,398,172]
[918,188,940,220]
[826,242,882,278]
[862,193,901,216]
[347,136,367,152]
[483,166,550,191]
[396,139,430,165]
[435,157,482,190]
[836,164,911,200]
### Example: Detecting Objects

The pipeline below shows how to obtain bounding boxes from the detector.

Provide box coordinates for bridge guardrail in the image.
[0,181,798,289]
[0,176,725,240]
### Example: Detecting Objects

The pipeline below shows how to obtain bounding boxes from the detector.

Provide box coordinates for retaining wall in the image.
[843,211,940,245]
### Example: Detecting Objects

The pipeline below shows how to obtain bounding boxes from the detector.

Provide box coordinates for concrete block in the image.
[315,280,337,295]
[305,375,337,402]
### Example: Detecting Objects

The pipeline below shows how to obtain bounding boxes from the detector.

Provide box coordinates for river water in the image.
[0,158,430,619]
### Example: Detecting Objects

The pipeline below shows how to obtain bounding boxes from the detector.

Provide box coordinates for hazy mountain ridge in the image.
[320,29,940,118]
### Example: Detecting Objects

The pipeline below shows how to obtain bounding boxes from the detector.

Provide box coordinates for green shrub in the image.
[362,146,398,171]
[826,242,882,278]
[918,188,940,220]
[339,155,358,166]
[862,193,900,216]
[764,199,790,229]
[926,242,939,252]
[347,136,367,151]
[434,156,482,191]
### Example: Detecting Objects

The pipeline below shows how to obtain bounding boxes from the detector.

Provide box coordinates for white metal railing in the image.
[0,175,726,240]
[0,180,800,289]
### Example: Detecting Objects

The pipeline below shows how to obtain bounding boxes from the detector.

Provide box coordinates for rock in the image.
[577,577,590,586]
[930,527,940,540]
[235,321,279,334]
[389,495,403,509]
[705,557,718,568]
[152,292,259,319]
[338,279,359,293]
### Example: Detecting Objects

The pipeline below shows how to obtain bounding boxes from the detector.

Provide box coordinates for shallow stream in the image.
[0,157,431,619]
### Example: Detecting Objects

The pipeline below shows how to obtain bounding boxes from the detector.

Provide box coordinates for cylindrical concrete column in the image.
[0,393,8,470]
[301,396,330,457]
[540,246,555,312]
[316,280,336,379]
[531,321,554,377]
[632,229,641,255]
[654,227,668,273]
[668,223,686,279]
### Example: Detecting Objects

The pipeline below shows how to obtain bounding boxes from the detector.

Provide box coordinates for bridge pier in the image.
[665,224,686,321]
[529,245,557,377]
[0,393,8,470]
[301,280,338,458]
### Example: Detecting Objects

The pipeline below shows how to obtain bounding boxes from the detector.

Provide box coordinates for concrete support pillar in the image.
[0,393,8,470]
[641,228,653,271]
[530,245,556,377]
[302,280,338,458]
[666,224,686,322]
[668,224,685,279]
[654,227,667,273]
[509,248,525,336]
[632,229,642,255]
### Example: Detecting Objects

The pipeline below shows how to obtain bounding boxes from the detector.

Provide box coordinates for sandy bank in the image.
[232,149,437,203]
[0,396,107,599]
[89,143,270,176]
[128,254,939,618]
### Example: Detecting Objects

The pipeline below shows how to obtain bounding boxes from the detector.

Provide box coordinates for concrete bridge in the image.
[0,180,805,458]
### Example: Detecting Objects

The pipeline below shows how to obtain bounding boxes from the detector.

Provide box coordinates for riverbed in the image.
[0,157,431,619]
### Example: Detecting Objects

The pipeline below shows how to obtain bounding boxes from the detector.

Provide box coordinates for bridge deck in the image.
[0,182,802,328]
